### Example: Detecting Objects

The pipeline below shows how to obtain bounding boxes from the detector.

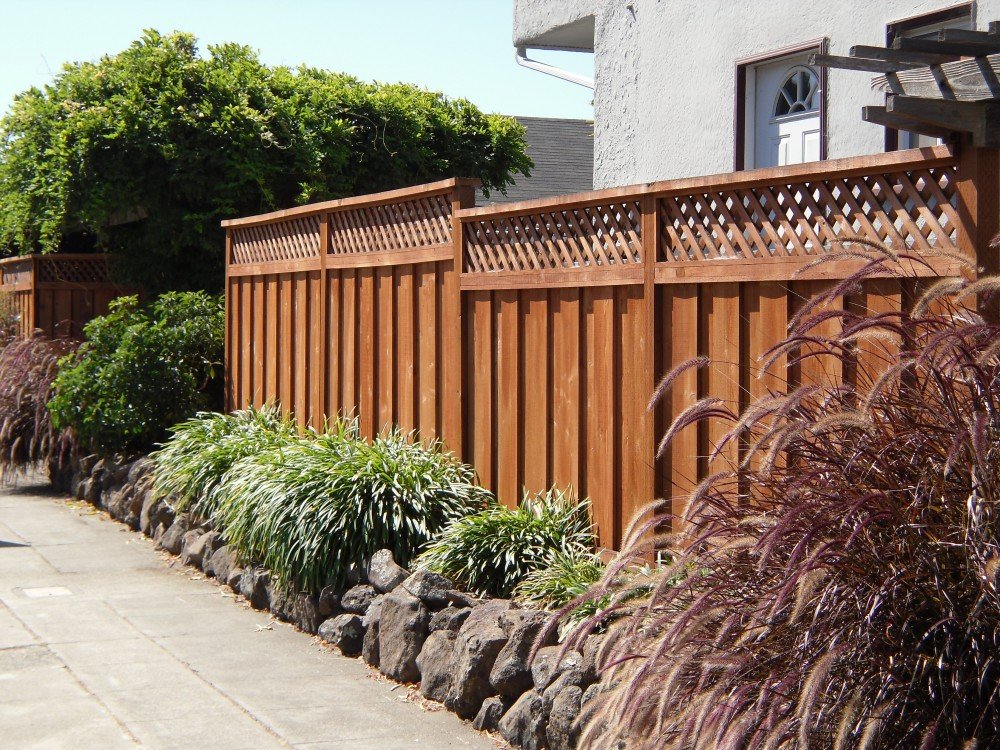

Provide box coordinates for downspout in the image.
[515,45,594,89]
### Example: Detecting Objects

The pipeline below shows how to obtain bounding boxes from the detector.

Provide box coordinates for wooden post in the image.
[956,142,1000,318]
[443,183,477,457]
[318,214,329,431]
[224,233,232,412]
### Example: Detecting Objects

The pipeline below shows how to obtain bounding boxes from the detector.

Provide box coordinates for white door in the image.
[753,54,821,168]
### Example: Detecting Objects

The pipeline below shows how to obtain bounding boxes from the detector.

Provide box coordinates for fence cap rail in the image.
[222,177,482,229]
[0,253,111,266]
[455,144,957,221]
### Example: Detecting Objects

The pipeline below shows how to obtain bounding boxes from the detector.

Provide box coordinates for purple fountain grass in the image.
[561,246,1000,750]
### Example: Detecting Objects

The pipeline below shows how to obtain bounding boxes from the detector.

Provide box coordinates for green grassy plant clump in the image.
[419,489,596,598]
[513,548,605,612]
[150,406,298,518]
[0,334,78,478]
[566,247,1000,750]
[48,292,223,455]
[216,427,488,593]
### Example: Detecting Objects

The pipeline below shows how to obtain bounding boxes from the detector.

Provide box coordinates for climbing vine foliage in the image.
[0,30,531,292]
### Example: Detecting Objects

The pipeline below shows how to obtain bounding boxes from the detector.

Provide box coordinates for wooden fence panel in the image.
[225,147,985,549]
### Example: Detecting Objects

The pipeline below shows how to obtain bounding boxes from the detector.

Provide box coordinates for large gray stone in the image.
[318,587,341,617]
[78,454,99,477]
[490,610,557,697]
[547,685,583,750]
[156,520,188,555]
[429,606,471,633]
[226,567,244,593]
[341,584,377,615]
[318,614,365,656]
[445,620,509,719]
[180,530,223,570]
[269,588,320,634]
[499,690,548,750]
[581,635,605,684]
[127,457,155,484]
[204,545,237,582]
[543,668,585,714]
[377,588,430,683]
[362,619,380,668]
[363,595,384,628]
[472,695,509,732]
[464,599,519,634]
[416,630,457,702]
[366,549,409,593]
[532,647,583,692]
[239,568,270,610]
[401,569,455,608]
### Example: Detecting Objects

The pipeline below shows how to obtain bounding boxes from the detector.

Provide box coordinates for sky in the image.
[0,0,594,120]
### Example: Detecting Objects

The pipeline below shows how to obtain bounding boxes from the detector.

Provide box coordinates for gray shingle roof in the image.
[481,116,594,205]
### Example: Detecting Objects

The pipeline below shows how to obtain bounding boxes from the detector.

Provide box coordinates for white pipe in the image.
[515,46,594,90]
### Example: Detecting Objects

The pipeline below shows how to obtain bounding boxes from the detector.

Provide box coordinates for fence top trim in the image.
[221,177,482,229]
[455,144,957,221]
[0,253,111,267]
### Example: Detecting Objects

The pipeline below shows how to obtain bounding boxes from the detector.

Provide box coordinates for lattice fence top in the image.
[328,194,453,254]
[658,165,960,262]
[231,215,322,265]
[37,256,110,283]
[463,200,643,273]
[0,259,32,288]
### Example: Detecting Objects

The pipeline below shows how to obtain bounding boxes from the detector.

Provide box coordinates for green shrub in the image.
[0,334,78,478]
[418,489,596,598]
[216,428,488,593]
[48,292,223,454]
[150,406,298,518]
[513,547,606,612]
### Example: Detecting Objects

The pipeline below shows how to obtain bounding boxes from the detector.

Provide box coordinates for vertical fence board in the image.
[702,283,741,474]
[584,288,616,548]
[666,285,699,511]
[358,268,375,437]
[417,264,438,439]
[521,289,549,494]
[396,268,416,433]
[376,267,395,432]
[551,288,581,493]
[496,290,520,507]
[340,270,358,420]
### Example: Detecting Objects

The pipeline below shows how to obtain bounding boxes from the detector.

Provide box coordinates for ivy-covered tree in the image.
[0,31,531,292]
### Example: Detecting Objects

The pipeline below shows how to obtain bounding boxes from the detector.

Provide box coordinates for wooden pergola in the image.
[812,22,1000,146]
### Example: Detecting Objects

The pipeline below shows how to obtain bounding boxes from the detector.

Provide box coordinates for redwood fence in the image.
[0,254,133,338]
[224,145,997,548]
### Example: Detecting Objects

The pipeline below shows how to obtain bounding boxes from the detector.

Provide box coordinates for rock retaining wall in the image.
[63,455,603,750]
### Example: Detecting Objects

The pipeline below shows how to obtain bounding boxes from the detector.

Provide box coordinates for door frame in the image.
[734,38,828,171]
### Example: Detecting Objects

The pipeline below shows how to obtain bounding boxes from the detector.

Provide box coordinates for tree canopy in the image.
[0,30,532,292]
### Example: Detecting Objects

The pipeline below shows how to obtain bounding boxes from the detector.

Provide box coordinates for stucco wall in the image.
[512,0,595,47]
[515,0,1000,189]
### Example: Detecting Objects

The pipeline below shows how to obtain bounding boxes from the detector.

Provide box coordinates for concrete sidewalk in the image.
[0,476,498,750]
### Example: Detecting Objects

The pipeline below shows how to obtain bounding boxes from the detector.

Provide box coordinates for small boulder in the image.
[157,521,188,555]
[464,599,519,633]
[377,588,430,683]
[78,454,99,477]
[205,545,237,582]
[472,695,509,732]
[178,530,208,568]
[532,647,583,692]
[318,587,341,617]
[429,606,471,633]
[547,685,584,750]
[543,668,585,714]
[401,569,455,608]
[490,610,557,697]
[445,621,509,719]
[182,530,224,571]
[581,635,605,684]
[416,630,457,702]
[366,549,409,593]
[127,457,155,485]
[269,588,321,634]
[83,477,101,504]
[239,568,270,610]
[363,595,384,628]
[341,584,377,615]
[318,614,365,656]
[227,567,244,593]
[362,620,380,667]
[499,690,548,750]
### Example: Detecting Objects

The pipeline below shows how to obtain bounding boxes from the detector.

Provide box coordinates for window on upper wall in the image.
[885,3,973,150]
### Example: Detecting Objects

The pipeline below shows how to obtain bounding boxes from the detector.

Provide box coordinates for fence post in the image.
[224,232,232,412]
[956,142,1000,318]
[443,183,476,457]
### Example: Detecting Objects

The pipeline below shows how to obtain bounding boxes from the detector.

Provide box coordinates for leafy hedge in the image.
[48,292,223,454]
[0,30,532,292]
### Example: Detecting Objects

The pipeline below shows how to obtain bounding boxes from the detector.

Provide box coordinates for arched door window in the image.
[773,66,820,119]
